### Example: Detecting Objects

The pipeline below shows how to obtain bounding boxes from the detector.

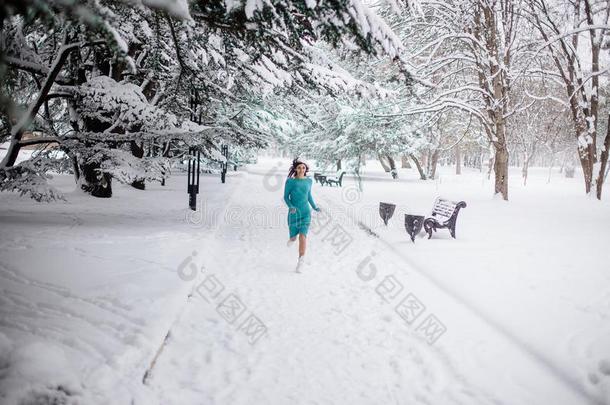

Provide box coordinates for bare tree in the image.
[527,0,610,199]
[398,0,529,200]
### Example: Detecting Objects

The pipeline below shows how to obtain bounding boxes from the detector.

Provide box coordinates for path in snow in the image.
[146,166,598,405]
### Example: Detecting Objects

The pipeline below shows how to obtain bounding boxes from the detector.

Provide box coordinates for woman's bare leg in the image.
[298,233,307,256]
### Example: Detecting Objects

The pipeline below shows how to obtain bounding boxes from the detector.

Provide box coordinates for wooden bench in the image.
[314,171,345,187]
[325,171,346,187]
[314,173,327,186]
[423,197,467,239]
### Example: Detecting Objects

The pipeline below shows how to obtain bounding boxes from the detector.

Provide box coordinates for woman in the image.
[283,158,321,273]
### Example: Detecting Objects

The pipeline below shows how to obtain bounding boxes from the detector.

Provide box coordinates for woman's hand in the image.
[314,207,321,212]
[289,207,297,214]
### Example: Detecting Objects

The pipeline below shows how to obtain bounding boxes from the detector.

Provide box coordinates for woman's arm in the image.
[308,179,320,211]
[283,179,294,208]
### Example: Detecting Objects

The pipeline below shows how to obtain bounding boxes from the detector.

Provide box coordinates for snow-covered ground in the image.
[0,155,609,404]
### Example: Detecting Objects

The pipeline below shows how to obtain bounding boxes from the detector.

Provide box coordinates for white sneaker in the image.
[287,238,296,247]
[295,256,304,273]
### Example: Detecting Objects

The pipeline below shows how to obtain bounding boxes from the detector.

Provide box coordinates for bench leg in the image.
[449,219,457,238]
[424,219,434,239]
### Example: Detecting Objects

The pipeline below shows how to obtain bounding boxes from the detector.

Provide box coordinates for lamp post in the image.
[221,144,228,183]
[187,147,200,211]
[188,88,202,210]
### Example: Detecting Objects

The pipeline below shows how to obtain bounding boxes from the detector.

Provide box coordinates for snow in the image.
[0,340,93,404]
[142,0,192,20]
[224,0,242,13]
[250,55,293,89]
[245,0,266,19]
[105,23,129,54]
[346,1,404,59]
[0,156,609,404]
[304,63,390,97]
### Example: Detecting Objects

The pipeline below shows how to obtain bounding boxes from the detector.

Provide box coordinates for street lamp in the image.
[221,144,228,183]
[188,88,202,210]
[187,147,200,211]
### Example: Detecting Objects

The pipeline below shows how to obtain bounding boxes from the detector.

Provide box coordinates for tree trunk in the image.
[387,155,398,178]
[401,154,411,168]
[578,145,595,194]
[409,153,427,180]
[455,144,461,175]
[130,141,146,190]
[473,2,511,200]
[522,156,529,186]
[487,156,494,180]
[427,149,440,180]
[161,141,171,186]
[75,112,114,197]
[378,153,391,172]
[522,143,537,187]
[596,114,610,199]
[62,147,80,185]
[547,150,555,184]
[336,159,342,171]
[81,161,113,198]
[387,155,396,171]
[494,147,509,199]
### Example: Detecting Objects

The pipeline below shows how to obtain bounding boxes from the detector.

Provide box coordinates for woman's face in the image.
[296,163,306,177]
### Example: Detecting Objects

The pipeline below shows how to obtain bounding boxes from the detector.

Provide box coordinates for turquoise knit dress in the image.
[283,176,319,238]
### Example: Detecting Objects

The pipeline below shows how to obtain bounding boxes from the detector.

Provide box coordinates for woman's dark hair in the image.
[287,158,309,178]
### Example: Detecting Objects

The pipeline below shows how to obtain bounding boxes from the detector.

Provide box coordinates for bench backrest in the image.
[431,198,459,218]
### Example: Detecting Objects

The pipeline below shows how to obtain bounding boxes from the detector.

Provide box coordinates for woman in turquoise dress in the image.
[283,159,321,273]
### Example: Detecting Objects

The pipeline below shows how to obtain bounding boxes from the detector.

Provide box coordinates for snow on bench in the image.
[314,171,346,187]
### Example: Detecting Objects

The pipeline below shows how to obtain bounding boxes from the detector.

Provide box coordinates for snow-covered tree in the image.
[526,0,610,199]
[1,0,410,200]
[389,0,532,200]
